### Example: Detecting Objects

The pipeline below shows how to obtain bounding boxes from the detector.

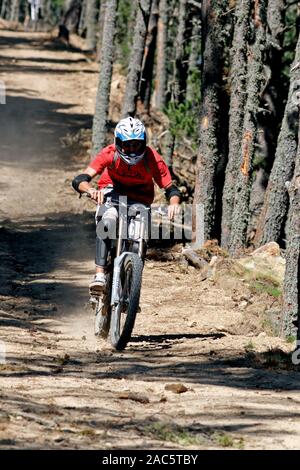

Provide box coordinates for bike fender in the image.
[111,251,132,306]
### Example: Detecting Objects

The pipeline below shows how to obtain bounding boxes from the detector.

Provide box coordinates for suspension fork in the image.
[138,216,146,258]
[116,214,123,258]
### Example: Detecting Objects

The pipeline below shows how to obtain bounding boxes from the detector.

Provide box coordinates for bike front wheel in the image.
[94,273,112,339]
[110,253,143,350]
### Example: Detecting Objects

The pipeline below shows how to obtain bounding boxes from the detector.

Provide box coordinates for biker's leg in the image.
[127,201,151,258]
[90,205,118,294]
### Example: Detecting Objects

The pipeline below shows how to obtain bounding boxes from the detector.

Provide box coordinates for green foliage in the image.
[144,422,205,446]
[249,280,282,298]
[164,4,202,147]
[214,433,234,447]
[115,0,133,69]
[240,267,282,299]
[51,0,65,7]
[253,153,268,172]
[186,67,201,106]
[165,100,199,147]
[213,432,244,449]
[286,335,296,344]
[245,340,255,352]
[283,5,298,79]
[143,421,244,449]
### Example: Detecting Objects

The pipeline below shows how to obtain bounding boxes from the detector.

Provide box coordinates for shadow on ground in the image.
[0,94,92,167]
[1,337,299,391]
[0,211,95,320]
[1,386,297,449]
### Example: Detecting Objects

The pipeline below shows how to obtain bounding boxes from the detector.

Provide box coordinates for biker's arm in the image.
[165,183,181,219]
[150,149,181,219]
[72,166,104,204]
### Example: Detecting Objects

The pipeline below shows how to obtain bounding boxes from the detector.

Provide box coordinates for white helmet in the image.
[114,117,147,165]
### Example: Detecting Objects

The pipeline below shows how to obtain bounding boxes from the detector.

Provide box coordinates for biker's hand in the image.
[168,203,180,220]
[87,188,104,204]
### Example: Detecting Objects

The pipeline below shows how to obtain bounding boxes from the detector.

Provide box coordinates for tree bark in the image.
[0,0,8,19]
[10,0,20,22]
[255,33,300,247]
[265,0,286,132]
[186,10,201,103]
[259,0,286,172]
[193,0,226,241]
[164,132,175,168]
[78,0,87,36]
[282,126,300,339]
[86,0,97,51]
[61,0,82,34]
[154,0,168,110]
[43,0,54,26]
[96,0,107,62]
[229,0,267,256]
[247,0,286,245]
[122,0,152,117]
[92,0,118,156]
[221,0,252,249]
[140,0,158,110]
[172,0,188,103]
[267,0,286,42]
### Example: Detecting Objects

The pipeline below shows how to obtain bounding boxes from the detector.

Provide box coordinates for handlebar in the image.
[80,191,168,216]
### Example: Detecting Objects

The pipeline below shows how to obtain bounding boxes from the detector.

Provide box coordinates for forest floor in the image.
[0,28,300,450]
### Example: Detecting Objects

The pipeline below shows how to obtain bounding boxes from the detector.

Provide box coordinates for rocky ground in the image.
[0,28,299,450]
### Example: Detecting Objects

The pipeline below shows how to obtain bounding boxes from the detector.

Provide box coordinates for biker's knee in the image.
[96,217,117,240]
[95,237,109,266]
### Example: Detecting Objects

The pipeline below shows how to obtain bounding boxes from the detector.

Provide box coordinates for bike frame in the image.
[110,205,148,306]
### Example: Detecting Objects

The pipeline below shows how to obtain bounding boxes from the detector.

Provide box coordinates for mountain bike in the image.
[87,195,150,351]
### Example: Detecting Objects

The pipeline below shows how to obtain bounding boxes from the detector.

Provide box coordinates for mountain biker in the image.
[72,116,181,294]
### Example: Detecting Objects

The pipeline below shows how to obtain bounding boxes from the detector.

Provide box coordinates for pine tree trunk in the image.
[229,1,267,256]
[172,0,187,103]
[86,0,97,51]
[193,0,226,241]
[140,0,158,110]
[186,10,201,103]
[0,0,7,19]
[10,0,19,22]
[255,33,300,247]
[164,132,175,168]
[281,128,300,339]
[265,0,286,137]
[62,0,82,34]
[43,0,54,26]
[78,0,87,35]
[92,0,118,156]
[221,0,251,249]
[122,0,152,117]
[96,0,106,62]
[154,0,167,110]
[267,0,285,42]
[248,0,286,245]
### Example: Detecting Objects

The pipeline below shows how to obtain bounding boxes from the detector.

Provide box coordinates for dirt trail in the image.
[0,29,300,450]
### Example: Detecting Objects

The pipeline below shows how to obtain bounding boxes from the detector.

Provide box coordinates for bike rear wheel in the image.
[110,253,143,350]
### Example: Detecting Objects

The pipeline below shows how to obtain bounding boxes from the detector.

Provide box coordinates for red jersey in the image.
[89,144,172,204]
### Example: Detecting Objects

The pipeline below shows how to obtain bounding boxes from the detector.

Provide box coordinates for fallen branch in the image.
[182,248,208,269]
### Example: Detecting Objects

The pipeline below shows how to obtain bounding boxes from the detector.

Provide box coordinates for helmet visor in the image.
[121,139,144,157]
